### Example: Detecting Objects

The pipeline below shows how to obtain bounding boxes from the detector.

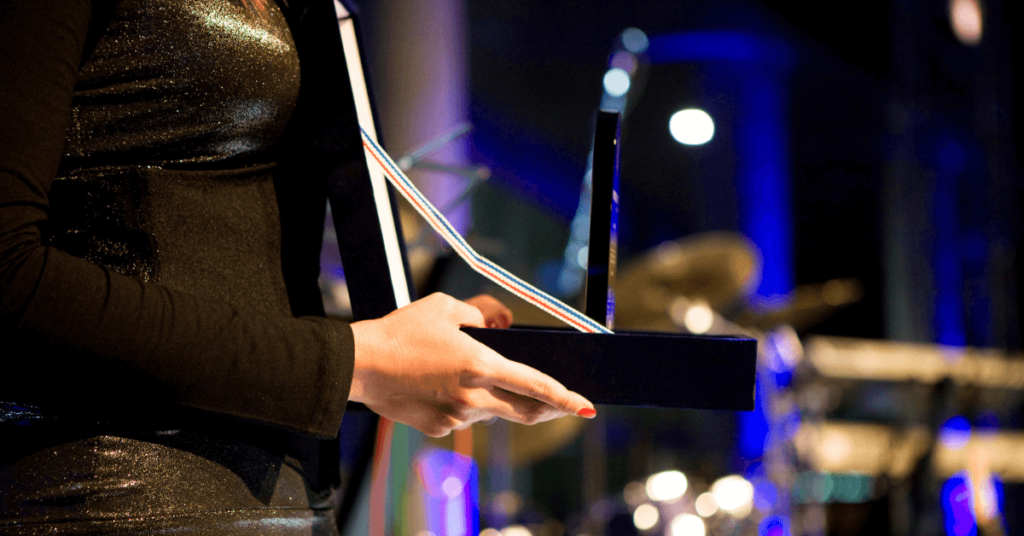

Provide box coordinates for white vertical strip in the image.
[333,0,349,18]
[336,14,411,308]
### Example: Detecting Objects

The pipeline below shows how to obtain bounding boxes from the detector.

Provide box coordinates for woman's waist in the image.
[47,163,292,315]
[0,401,336,525]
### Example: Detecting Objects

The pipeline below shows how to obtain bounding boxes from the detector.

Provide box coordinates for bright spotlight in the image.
[633,504,660,531]
[711,475,754,518]
[694,492,719,517]
[603,68,631,97]
[670,514,706,536]
[669,109,714,145]
[646,470,688,502]
[949,0,982,46]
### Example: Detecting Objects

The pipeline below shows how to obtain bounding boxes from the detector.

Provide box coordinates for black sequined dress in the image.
[0,0,358,534]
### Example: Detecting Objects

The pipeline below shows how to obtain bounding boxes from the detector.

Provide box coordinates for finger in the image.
[464,294,513,328]
[485,358,595,418]
[452,300,487,328]
[458,386,565,426]
[487,387,570,425]
[429,293,486,328]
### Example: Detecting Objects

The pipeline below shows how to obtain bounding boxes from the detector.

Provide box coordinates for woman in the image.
[0,0,595,533]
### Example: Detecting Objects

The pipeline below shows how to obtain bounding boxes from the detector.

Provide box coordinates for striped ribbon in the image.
[360,127,612,334]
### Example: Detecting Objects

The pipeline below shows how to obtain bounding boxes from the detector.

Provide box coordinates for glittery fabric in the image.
[48,162,293,315]
[50,0,301,288]
[59,0,300,170]
[0,404,340,535]
[1,1,342,533]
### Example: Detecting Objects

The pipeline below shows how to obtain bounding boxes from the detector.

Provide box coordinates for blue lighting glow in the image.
[446,497,467,536]
[741,69,793,301]
[471,120,581,219]
[738,377,769,460]
[937,139,968,178]
[941,472,1005,536]
[942,474,977,536]
[759,515,790,536]
[931,132,971,347]
[416,449,479,536]
[939,416,972,450]
[934,175,966,346]
[753,478,779,511]
[647,31,793,67]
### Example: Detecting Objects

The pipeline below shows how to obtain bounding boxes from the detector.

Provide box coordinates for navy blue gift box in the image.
[463,326,757,410]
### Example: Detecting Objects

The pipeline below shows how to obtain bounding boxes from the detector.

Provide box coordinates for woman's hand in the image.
[463,294,513,329]
[348,293,595,437]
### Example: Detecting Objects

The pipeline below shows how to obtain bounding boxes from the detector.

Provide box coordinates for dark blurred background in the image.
[332,1,1024,535]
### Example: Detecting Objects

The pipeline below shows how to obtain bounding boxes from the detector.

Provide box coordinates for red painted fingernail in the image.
[576,408,597,418]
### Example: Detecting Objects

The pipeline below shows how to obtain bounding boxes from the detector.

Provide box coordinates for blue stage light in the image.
[759,515,790,536]
[940,416,972,450]
[942,474,977,536]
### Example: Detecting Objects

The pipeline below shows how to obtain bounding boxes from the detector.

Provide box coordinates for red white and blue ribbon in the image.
[360,127,613,335]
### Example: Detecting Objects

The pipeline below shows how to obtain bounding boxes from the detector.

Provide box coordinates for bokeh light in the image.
[603,68,631,97]
[610,51,638,74]
[669,109,715,145]
[940,416,972,450]
[711,475,754,517]
[633,503,660,531]
[646,470,688,502]
[621,27,649,53]
[695,492,719,517]
[500,525,531,536]
[442,476,464,499]
[670,514,706,536]
[492,491,523,517]
[683,303,714,334]
[624,481,648,507]
[949,0,982,45]
[759,516,790,536]
[577,246,589,268]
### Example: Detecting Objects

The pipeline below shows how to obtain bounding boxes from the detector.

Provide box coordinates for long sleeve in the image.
[0,0,352,439]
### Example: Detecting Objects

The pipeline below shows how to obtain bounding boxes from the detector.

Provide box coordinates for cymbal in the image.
[615,232,759,330]
[733,277,864,332]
